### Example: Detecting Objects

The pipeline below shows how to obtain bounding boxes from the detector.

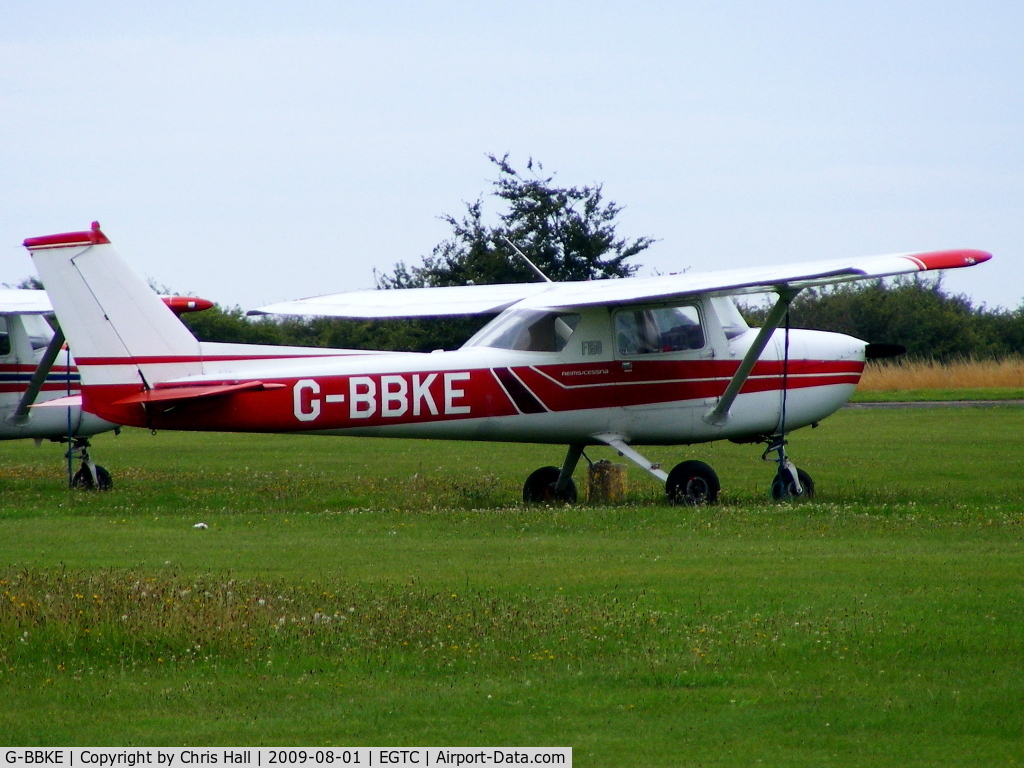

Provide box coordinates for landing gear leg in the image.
[68,439,113,491]
[763,436,813,500]
[590,433,721,506]
[523,444,584,504]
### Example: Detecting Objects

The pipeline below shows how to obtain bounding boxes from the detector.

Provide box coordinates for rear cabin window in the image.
[711,296,750,340]
[23,314,55,351]
[615,305,705,356]
[0,317,9,356]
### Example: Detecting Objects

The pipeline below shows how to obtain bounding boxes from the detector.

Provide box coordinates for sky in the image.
[1,1,1021,313]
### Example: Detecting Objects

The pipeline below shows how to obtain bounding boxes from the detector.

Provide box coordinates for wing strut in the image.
[8,328,67,424]
[704,287,800,426]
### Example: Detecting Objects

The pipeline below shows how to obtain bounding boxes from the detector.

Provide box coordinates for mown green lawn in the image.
[1,406,1022,765]
[851,387,1024,403]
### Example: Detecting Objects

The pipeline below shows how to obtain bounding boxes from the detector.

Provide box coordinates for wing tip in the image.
[908,249,992,271]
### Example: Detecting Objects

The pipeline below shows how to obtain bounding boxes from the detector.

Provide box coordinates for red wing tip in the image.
[24,222,111,250]
[910,249,992,270]
[161,296,215,314]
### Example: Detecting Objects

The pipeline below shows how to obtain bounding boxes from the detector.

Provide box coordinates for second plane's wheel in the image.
[771,467,814,500]
[666,460,720,506]
[523,466,578,504]
[72,464,113,491]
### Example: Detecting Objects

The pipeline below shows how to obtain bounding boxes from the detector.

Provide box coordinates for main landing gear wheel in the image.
[523,466,578,504]
[72,464,113,491]
[770,467,814,500]
[666,460,720,506]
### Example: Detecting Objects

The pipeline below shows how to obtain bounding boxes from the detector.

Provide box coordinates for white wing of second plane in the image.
[250,282,553,318]
[0,288,53,315]
[250,249,991,319]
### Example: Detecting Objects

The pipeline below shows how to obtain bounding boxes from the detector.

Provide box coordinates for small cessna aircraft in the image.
[25,222,990,503]
[0,283,212,488]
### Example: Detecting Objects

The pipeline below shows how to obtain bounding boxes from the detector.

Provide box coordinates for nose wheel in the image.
[67,439,113,491]
[771,466,814,500]
[763,437,813,500]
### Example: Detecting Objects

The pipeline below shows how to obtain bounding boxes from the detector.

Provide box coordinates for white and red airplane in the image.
[25,222,990,503]
[0,282,212,489]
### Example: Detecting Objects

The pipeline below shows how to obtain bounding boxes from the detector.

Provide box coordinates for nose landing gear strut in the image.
[763,436,813,500]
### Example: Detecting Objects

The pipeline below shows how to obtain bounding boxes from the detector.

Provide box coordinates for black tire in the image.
[666,460,720,506]
[72,465,113,491]
[770,467,814,500]
[523,466,578,504]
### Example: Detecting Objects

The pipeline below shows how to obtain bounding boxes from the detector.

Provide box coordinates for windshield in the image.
[466,309,581,352]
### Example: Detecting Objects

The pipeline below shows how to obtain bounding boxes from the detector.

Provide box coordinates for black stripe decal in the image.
[493,368,547,414]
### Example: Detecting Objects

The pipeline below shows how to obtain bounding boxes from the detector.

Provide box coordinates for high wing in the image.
[250,249,991,319]
[522,249,991,309]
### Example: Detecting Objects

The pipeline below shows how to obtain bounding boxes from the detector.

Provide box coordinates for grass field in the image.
[855,357,1024,401]
[1,406,1023,765]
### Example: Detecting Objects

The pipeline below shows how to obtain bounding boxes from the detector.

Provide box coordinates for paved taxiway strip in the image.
[845,400,1024,409]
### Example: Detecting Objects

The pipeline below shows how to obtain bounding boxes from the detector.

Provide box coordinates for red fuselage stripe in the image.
[76,358,863,432]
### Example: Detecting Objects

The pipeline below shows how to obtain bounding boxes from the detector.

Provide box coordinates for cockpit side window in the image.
[0,317,10,357]
[615,305,705,356]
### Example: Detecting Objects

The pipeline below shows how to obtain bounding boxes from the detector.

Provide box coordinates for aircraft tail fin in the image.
[24,223,203,392]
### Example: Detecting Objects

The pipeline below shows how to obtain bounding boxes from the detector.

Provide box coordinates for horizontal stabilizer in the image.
[113,380,286,405]
[30,394,82,408]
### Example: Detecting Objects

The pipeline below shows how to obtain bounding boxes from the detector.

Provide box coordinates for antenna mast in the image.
[501,236,553,283]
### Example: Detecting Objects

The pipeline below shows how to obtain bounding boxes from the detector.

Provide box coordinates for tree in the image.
[377,153,655,288]
[12,276,44,290]
[179,304,289,345]
[740,276,1024,361]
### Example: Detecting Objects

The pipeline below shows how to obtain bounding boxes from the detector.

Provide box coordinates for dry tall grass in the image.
[859,356,1024,392]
